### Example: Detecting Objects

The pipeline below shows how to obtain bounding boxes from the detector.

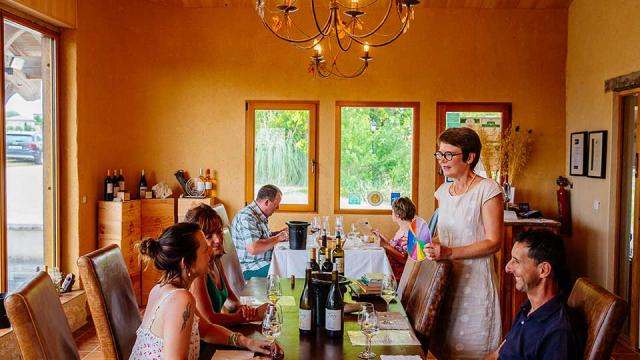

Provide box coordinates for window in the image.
[435,102,511,188]
[245,101,318,212]
[335,102,419,214]
[1,16,58,292]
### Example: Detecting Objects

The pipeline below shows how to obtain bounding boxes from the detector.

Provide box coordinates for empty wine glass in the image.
[358,303,379,359]
[266,274,282,304]
[262,304,283,359]
[380,274,397,315]
[51,267,63,294]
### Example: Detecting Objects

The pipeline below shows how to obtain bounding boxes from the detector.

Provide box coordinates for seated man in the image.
[231,184,288,280]
[486,229,582,360]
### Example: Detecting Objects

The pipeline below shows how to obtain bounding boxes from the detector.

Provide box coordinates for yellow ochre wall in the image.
[566,0,640,290]
[57,0,567,274]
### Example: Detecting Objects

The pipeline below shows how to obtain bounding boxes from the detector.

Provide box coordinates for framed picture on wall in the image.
[587,130,607,178]
[569,131,588,176]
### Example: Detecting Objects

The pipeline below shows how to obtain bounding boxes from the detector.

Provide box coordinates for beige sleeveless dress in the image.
[430,178,502,359]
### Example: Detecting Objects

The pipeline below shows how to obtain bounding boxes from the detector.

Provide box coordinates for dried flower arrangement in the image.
[498,125,534,185]
[477,128,500,180]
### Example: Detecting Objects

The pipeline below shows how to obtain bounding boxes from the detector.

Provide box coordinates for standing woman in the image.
[130,223,270,360]
[424,127,504,359]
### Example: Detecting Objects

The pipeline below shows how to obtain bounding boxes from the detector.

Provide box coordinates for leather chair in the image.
[220,227,247,296]
[212,203,231,229]
[397,258,422,307]
[78,244,142,360]
[405,259,452,353]
[567,277,628,360]
[6,271,81,359]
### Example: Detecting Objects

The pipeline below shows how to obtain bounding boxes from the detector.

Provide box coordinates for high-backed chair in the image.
[405,259,452,353]
[567,277,628,360]
[6,271,81,360]
[220,227,246,296]
[78,244,142,359]
[212,203,231,228]
[397,258,422,307]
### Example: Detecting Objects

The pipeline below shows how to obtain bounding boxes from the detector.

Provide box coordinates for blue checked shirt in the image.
[231,201,274,272]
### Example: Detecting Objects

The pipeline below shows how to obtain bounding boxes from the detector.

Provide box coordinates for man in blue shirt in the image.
[486,229,582,360]
[232,184,288,279]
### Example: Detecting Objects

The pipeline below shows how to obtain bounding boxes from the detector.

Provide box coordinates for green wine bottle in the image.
[325,263,344,338]
[332,233,345,276]
[299,267,314,335]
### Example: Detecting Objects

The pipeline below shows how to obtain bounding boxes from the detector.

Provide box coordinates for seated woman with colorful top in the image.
[186,204,268,326]
[372,197,425,280]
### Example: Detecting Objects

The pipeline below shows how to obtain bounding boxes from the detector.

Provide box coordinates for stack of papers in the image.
[348,330,421,346]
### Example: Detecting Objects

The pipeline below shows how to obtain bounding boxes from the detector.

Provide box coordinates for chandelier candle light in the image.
[256,0,420,78]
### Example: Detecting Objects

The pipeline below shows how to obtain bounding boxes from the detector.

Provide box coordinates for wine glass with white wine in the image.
[380,274,397,322]
[358,303,379,359]
[266,274,282,305]
[262,304,283,359]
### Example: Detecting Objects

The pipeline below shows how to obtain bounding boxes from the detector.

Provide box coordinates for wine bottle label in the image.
[335,257,344,273]
[318,253,325,264]
[140,186,147,193]
[299,309,312,331]
[113,185,120,194]
[325,309,342,331]
[118,181,125,190]
[205,181,213,190]
[196,181,205,191]
[107,184,113,193]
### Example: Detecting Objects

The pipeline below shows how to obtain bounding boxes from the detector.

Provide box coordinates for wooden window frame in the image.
[334,101,420,215]
[435,102,512,191]
[0,13,59,291]
[245,100,318,213]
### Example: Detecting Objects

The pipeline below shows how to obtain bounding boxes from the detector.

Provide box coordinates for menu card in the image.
[211,350,255,360]
[348,330,421,346]
[377,312,411,330]
[239,295,296,307]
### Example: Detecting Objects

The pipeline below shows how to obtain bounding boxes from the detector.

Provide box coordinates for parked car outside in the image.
[6,131,42,164]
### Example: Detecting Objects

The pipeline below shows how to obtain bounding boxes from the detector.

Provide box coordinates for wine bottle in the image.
[308,248,320,272]
[204,169,213,197]
[118,169,125,191]
[210,170,218,198]
[139,169,148,199]
[112,169,120,195]
[104,169,114,201]
[318,227,327,265]
[324,263,344,338]
[196,168,206,195]
[299,267,314,335]
[332,233,345,276]
[321,248,333,273]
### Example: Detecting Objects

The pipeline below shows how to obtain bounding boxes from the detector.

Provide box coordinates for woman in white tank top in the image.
[130,223,271,360]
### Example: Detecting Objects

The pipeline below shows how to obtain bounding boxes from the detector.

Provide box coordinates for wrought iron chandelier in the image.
[256,0,420,79]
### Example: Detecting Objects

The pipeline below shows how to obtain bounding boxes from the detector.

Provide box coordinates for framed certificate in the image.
[587,130,607,179]
[569,132,588,176]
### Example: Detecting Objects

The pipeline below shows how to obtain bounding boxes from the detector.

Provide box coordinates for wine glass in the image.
[266,274,282,304]
[262,304,283,359]
[358,303,379,359]
[51,267,63,294]
[380,274,397,315]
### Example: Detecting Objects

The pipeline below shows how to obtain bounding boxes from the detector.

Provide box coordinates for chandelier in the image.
[255,0,420,78]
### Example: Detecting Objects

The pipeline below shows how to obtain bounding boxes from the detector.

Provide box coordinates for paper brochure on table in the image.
[348,330,420,346]
[240,295,296,307]
[377,312,411,330]
[211,350,255,360]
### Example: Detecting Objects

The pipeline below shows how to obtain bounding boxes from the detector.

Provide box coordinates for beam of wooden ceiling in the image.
[147,0,572,9]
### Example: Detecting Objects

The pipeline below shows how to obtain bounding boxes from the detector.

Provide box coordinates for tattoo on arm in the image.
[181,303,192,332]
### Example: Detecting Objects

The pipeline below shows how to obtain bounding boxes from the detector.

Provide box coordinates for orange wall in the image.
[62,0,567,272]
[566,0,640,290]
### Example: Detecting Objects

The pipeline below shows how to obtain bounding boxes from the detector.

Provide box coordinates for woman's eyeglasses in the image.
[433,151,463,161]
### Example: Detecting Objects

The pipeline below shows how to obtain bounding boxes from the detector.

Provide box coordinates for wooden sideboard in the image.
[497,218,561,336]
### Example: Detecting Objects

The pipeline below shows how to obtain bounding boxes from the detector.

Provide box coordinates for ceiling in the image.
[148,0,573,9]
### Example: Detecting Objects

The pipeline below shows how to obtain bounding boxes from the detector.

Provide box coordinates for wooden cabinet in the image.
[497,218,561,336]
[177,196,215,222]
[98,200,142,303]
[140,198,175,305]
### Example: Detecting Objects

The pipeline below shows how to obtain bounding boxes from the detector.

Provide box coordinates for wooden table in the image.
[227,278,426,359]
[497,218,561,336]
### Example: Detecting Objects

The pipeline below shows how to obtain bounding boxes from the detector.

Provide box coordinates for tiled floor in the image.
[73,323,640,360]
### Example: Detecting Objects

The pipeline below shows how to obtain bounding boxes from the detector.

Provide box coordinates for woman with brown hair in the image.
[185,204,267,326]
[372,197,424,280]
[424,127,504,359]
[129,222,270,360]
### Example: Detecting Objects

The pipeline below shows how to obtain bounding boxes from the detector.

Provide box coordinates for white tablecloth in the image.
[269,244,392,278]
